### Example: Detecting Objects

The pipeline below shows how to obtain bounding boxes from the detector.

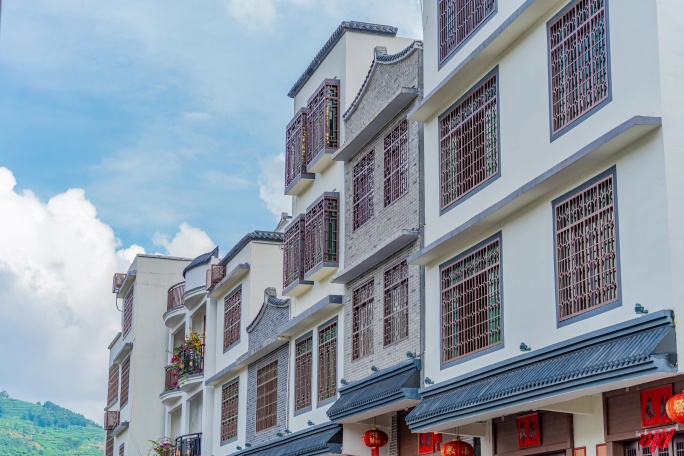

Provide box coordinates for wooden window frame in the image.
[352,280,374,360]
[294,334,313,412]
[256,360,278,432]
[122,286,134,337]
[384,119,409,207]
[384,261,409,346]
[221,379,239,442]
[120,356,131,408]
[353,150,375,230]
[317,319,337,403]
[223,288,242,351]
[439,0,497,65]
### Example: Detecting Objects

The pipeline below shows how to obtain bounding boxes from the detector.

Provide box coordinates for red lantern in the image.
[666,392,684,424]
[441,439,474,456]
[362,428,389,456]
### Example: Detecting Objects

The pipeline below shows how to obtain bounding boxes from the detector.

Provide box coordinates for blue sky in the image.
[0,0,422,422]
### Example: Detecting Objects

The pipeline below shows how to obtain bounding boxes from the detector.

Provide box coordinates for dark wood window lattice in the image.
[107,363,119,405]
[304,195,339,274]
[384,120,409,207]
[119,443,125,456]
[384,261,409,346]
[283,216,305,289]
[122,286,133,337]
[317,321,337,403]
[549,0,608,135]
[120,356,130,408]
[306,80,339,166]
[352,280,374,360]
[105,431,114,456]
[207,264,226,289]
[440,73,497,210]
[294,336,312,411]
[439,0,496,64]
[256,361,278,432]
[221,380,239,442]
[224,289,241,351]
[555,173,618,320]
[353,150,375,230]
[285,109,309,189]
[441,238,501,363]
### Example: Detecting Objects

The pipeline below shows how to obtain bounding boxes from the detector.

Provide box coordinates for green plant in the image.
[148,436,175,455]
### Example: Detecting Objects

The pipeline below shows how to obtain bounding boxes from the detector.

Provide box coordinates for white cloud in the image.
[153,222,215,258]
[225,0,279,30]
[258,153,292,219]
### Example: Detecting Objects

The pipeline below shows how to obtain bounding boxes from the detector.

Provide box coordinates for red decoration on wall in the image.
[516,412,541,449]
[441,439,473,456]
[666,391,684,424]
[639,429,675,452]
[641,385,673,428]
[362,428,389,456]
[418,433,442,455]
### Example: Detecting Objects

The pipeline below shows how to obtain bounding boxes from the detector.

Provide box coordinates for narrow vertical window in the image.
[122,286,134,337]
[107,364,119,405]
[105,431,114,456]
[120,356,130,408]
[353,150,375,230]
[221,380,239,442]
[285,108,309,191]
[384,261,409,346]
[224,288,241,351]
[283,216,305,289]
[119,443,125,456]
[304,195,339,274]
[384,120,409,207]
[352,280,374,360]
[441,236,501,363]
[294,335,312,411]
[256,361,278,432]
[307,80,340,166]
[439,0,496,64]
[317,321,337,403]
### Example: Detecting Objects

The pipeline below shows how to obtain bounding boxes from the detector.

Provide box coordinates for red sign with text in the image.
[641,385,674,428]
[517,412,541,449]
[418,433,442,455]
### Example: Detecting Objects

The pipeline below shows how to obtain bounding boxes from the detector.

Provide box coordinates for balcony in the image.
[112,273,126,294]
[164,282,186,328]
[282,215,313,297]
[103,411,119,431]
[178,344,204,392]
[285,108,315,195]
[176,433,201,456]
[306,79,340,173]
[160,365,182,406]
[206,264,226,290]
[182,284,206,311]
[303,193,339,282]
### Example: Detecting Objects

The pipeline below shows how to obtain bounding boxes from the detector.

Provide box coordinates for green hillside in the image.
[0,391,104,456]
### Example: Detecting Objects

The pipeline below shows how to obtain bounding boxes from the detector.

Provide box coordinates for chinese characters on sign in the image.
[641,385,674,428]
[639,429,675,452]
[418,433,442,455]
[516,412,541,449]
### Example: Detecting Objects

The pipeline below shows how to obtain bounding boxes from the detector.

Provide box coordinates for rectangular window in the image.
[555,171,618,321]
[317,320,337,403]
[352,280,374,360]
[439,0,496,64]
[256,361,278,432]
[105,431,114,456]
[384,261,409,346]
[224,289,241,351]
[306,80,340,166]
[119,443,125,456]
[294,335,312,411]
[107,364,119,405]
[122,286,134,337]
[285,108,309,190]
[549,0,609,136]
[440,72,498,211]
[384,120,409,207]
[221,380,239,442]
[304,195,339,274]
[120,356,130,408]
[283,216,305,289]
[353,150,375,230]
[441,236,501,363]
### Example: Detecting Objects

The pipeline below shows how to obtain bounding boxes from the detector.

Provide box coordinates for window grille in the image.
[207,264,226,289]
[285,109,309,190]
[256,361,278,432]
[317,321,337,403]
[549,0,609,135]
[224,289,241,351]
[120,356,130,408]
[107,364,119,405]
[555,173,618,320]
[439,0,496,64]
[352,280,374,360]
[294,336,312,411]
[384,120,409,207]
[304,195,339,274]
[384,261,409,346]
[353,150,375,230]
[307,80,339,166]
[283,216,305,289]
[119,443,125,456]
[122,286,134,337]
[221,380,239,442]
[441,237,501,363]
[440,73,498,210]
[105,431,114,456]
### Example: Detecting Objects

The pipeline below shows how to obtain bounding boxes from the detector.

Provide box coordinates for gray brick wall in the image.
[247,298,289,353]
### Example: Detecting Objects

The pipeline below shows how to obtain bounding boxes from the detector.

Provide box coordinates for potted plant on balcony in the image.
[174,332,205,384]
[148,436,175,455]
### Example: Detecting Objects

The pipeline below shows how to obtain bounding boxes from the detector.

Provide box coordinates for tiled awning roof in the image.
[231,423,342,456]
[327,360,421,422]
[182,246,219,277]
[406,310,677,431]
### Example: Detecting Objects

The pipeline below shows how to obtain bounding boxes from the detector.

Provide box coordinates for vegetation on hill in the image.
[0,391,104,456]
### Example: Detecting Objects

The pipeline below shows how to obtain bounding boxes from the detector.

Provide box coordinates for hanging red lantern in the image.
[441,439,474,456]
[666,392,684,423]
[362,428,389,456]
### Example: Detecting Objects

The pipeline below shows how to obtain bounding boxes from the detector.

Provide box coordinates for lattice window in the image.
[352,280,374,360]
[207,264,226,289]
[304,195,339,274]
[105,431,114,456]
[294,335,312,411]
[119,443,125,456]
[353,150,375,230]
[221,380,239,442]
[107,364,119,405]
[384,261,409,346]
[256,360,278,432]
[122,286,134,337]
[317,321,337,402]
[120,356,130,408]
[283,216,305,289]
[285,109,309,189]
[439,0,496,64]
[384,120,409,207]
[224,289,241,351]
[549,0,609,135]
[441,237,501,363]
[307,80,340,166]
[440,73,498,210]
[555,172,618,320]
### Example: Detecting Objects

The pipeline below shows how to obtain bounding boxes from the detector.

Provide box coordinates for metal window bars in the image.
[439,0,496,63]
[352,280,374,360]
[256,360,279,432]
[318,321,337,402]
[353,150,375,230]
[122,286,134,337]
[285,109,309,190]
[306,80,340,167]
[294,336,313,411]
[221,380,239,442]
[384,120,409,207]
[178,343,204,377]
[120,356,130,407]
[175,433,201,456]
[105,431,114,456]
[384,261,409,346]
[164,365,179,391]
[223,290,241,350]
[107,364,119,405]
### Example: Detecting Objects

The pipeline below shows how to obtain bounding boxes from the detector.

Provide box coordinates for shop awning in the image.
[406,310,677,431]
[327,360,421,423]
[231,423,342,456]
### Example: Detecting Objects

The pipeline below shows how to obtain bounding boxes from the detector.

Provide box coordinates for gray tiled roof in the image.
[219,231,283,266]
[182,246,219,277]
[229,422,342,456]
[288,21,398,99]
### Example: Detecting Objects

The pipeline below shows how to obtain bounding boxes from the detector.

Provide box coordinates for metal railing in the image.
[175,433,201,456]
[164,365,179,391]
[167,282,185,311]
[178,344,204,378]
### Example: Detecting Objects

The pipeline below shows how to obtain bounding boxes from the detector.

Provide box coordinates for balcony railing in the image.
[206,264,226,290]
[167,282,185,311]
[112,273,127,294]
[178,344,204,378]
[175,433,201,456]
[304,194,339,274]
[104,410,120,431]
[164,365,179,391]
